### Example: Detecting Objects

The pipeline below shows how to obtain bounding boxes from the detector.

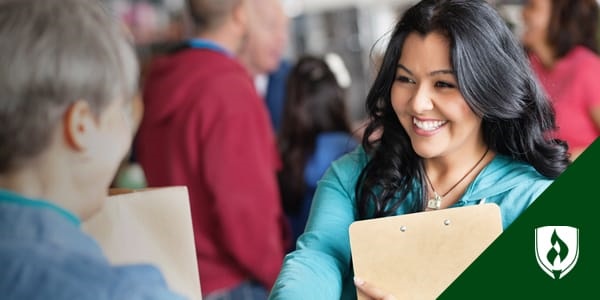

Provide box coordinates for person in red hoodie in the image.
[135,0,288,299]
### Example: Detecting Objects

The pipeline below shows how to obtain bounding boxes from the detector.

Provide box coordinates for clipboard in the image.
[83,187,202,300]
[349,203,502,299]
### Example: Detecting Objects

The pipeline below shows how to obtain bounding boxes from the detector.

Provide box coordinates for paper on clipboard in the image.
[82,187,202,300]
[349,203,502,299]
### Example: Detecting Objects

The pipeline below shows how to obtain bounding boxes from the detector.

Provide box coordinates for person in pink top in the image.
[522,0,600,160]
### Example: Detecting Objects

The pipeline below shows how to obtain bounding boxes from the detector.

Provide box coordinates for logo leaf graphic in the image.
[546,229,569,266]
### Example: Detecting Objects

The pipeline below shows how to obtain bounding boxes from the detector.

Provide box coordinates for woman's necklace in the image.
[424,147,490,210]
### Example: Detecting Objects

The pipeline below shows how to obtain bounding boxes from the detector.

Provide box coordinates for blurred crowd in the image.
[105,0,600,298]
[0,0,597,299]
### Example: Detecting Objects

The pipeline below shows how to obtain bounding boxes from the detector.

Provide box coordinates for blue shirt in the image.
[0,189,185,300]
[264,60,292,132]
[287,132,359,247]
[269,146,553,299]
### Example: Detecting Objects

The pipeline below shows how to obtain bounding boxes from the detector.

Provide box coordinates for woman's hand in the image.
[354,277,397,300]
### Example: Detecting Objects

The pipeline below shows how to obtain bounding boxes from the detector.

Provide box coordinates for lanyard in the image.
[186,38,232,57]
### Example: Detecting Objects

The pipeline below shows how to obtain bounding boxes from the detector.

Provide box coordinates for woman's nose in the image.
[410,85,434,113]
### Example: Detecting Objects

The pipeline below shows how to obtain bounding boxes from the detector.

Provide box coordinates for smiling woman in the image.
[392,33,483,161]
[268,0,571,299]
[391,32,490,210]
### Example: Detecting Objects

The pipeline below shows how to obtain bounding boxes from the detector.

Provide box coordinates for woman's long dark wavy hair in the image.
[278,55,352,214]
[356,0,570,219]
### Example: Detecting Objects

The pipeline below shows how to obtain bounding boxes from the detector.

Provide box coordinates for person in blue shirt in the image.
[264,60,293,132]
[0,0,183,299]
[277,56,359,249]
[269,0,570,299]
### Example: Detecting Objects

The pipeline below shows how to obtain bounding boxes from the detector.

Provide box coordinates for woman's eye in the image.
[396,76,415,84]
[435,81,456,88]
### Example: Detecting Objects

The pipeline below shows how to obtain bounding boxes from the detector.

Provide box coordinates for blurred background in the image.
[104,0,555,124]
[106,0,600,189]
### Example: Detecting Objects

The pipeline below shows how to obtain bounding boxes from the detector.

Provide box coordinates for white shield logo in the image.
[535,226,579,279]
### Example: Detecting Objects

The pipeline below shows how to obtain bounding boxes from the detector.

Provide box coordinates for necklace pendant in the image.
[427,193,442,210]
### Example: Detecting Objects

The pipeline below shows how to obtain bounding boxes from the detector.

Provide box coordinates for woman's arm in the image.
[269,150,364,299]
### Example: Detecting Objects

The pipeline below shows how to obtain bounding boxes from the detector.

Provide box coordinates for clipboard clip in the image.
[399,219,452,232]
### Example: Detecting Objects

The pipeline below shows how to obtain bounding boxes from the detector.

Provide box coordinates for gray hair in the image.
[0,0,139,172]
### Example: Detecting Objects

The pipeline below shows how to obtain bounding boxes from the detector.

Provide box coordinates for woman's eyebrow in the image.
[429,69,455,76]
[397,63,454,76]
[397,63,414,76]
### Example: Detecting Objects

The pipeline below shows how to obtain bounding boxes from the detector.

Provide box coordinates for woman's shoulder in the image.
[472,155,554,229]
[330,144,369,169]
[490,155,551,183]
[467,154,552,201]
[320,145,369,188]
[570,46,600,59]
[565,46,600,71]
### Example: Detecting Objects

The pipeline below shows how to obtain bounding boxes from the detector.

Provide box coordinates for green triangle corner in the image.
[439,138,600,299]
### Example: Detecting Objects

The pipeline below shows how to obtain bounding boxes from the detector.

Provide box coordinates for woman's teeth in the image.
[413,118,447,131]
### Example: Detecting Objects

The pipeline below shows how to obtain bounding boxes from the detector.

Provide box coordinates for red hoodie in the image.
[136,48,287,295]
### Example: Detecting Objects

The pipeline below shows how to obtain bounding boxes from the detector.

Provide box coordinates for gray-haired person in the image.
[0,0,184,298]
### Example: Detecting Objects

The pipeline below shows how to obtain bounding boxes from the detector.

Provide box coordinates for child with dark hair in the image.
[278,55,358,248]
[270,0,569,299]
[0,0,183,298]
